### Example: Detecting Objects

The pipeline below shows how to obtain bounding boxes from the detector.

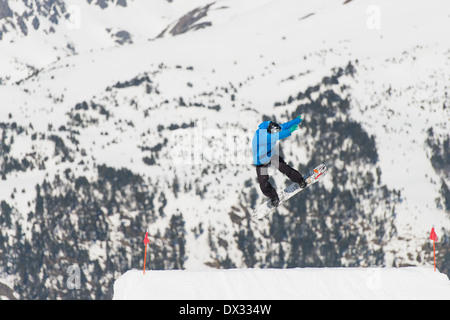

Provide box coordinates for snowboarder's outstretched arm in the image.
[280,115,303,131]
[267,115,303,142]
[275,128,292,140]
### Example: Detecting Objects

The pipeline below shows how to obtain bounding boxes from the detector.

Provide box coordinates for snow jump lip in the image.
[113,267,450,300]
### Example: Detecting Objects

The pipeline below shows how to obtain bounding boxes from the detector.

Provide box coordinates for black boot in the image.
[270,195,280,207]
[298,176,307,189]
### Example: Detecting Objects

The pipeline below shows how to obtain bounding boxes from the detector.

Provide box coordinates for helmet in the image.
[267,121,281,134]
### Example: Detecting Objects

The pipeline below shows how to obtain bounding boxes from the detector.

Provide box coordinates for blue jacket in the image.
[252,118,302,166]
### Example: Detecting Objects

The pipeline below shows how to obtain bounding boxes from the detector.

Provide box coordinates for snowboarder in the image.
[252,115,307,207]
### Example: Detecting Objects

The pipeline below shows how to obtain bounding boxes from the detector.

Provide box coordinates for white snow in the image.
[113,267,450,300]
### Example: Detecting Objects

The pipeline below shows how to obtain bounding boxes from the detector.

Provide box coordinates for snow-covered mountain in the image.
[0,0,449,299]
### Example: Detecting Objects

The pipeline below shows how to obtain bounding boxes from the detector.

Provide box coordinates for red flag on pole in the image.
[430,228,438,272]
[143,232,150,275]
[429,228,438,241]
[144,231,151,244]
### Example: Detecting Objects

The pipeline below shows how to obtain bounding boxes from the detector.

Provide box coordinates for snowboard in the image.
[252,164,328,220]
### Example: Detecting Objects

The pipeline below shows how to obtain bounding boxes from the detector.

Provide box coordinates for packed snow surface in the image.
[113,267,450,300]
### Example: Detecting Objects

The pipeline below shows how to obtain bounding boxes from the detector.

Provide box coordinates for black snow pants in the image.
[255,155,304,199]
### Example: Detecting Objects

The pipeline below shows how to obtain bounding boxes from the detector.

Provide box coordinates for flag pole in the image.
[143,230,150,275]
[433,240,436,272]
[143,240,148,274]
[430,227,438,272]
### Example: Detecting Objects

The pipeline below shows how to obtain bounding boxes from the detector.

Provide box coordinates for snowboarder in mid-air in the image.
[252,115,307,207]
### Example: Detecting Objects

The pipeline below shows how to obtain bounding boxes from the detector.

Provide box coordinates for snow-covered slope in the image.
[0,280,18,300]
[113,267,450,300]
[0,0,449,299]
